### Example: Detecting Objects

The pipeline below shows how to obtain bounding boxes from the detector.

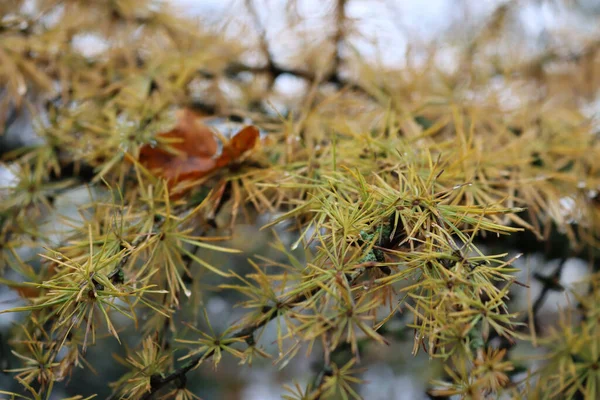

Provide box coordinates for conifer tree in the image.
[1,1,599,399]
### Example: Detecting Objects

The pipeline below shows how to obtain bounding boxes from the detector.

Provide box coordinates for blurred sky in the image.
[168,0,600,69]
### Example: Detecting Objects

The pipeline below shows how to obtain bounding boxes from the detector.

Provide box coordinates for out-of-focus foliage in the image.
[1,0,600,399]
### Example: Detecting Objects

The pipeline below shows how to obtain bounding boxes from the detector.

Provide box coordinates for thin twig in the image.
[312,360,333,400]
[529,257,567,329]
[139,265,370,399]
[489,257,568,350]
[245,0,277,89]
[330,0,347,80]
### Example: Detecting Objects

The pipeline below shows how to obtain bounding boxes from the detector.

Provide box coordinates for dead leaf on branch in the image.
[216,125,260,168]
[138,108,259,185]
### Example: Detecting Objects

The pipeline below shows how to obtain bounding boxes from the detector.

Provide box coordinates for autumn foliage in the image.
[138,109,259,187]
[1,1,600,400]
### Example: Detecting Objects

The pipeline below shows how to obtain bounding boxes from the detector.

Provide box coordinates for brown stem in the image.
[330,0,347,79]
[138,266,369,399]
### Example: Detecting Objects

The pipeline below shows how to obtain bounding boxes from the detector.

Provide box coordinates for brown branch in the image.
[139,265,371,399]
[107,216,166,284]
[245,0,277,89]
[225,61,365,93]
[312,361,333,400]
[330,0,347,81]
[224,0,375,102]
[489,257,567,350]
[139,291,310,399]
[529,258,567,327]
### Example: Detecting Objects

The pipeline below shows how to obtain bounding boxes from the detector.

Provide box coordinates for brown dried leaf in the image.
[139,109,218,182]
[217,125,260,168]
[138,110,259,187]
